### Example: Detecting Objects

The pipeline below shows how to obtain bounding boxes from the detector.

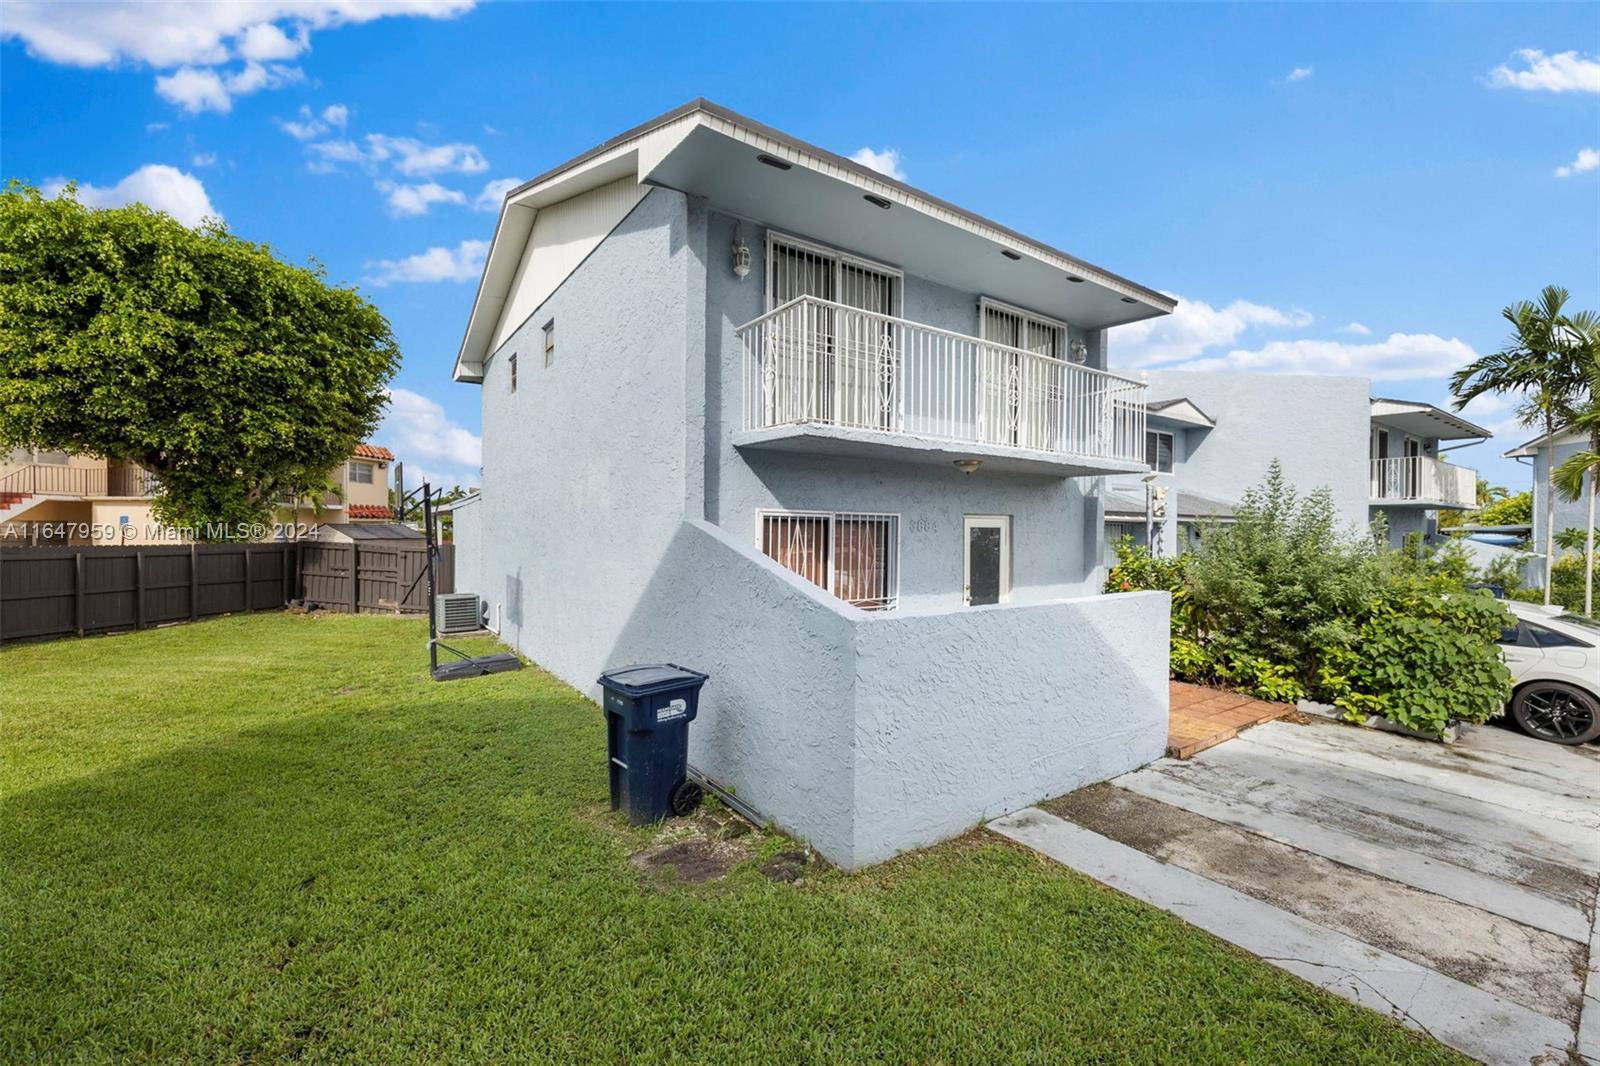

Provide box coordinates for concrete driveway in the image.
[991,714,1600,1066]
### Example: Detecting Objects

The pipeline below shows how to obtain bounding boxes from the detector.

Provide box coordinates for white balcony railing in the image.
[738,296,1147,465]
[1370,456,1476,507]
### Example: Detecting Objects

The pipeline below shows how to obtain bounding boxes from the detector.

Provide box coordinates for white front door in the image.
[963,515,1010,606]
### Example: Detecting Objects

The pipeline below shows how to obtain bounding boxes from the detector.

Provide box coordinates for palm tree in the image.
[1552,321,1600,615]
[1451,286,1588,604]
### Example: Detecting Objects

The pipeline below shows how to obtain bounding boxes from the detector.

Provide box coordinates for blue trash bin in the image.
[597,664,709,824]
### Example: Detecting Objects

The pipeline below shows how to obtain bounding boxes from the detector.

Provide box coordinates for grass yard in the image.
[2,613,1466,1064]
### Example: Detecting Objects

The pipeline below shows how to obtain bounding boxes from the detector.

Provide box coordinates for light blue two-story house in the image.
[449,100,1175,869]
[1103,371,1487,556]
[1506,426,1596,560]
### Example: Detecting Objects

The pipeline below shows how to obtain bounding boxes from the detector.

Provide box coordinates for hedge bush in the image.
[1107,462,1512,737]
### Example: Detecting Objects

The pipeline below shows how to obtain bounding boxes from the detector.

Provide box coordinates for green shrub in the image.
[1477,491,1533,527]
[1106,461,1514,730]
[1318,590,1512,736]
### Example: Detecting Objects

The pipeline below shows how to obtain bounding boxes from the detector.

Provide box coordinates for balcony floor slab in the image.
[733,423,1150,478]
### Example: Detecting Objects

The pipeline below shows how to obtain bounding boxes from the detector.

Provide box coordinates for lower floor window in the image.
[759,510,899,611]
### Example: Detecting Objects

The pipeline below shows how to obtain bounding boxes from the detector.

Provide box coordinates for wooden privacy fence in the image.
[0,541,454,645]
[298,542,454,615]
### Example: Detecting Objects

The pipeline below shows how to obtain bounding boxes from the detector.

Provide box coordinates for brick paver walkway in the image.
[1167,680,1293,759]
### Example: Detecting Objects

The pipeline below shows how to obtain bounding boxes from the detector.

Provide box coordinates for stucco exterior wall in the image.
[1531,439,1593,550]
[1139,370,1371,535]
[702,209,1108,609]
[450,494,484,607]
[472,186,694,688]
[851,588,1169,866]
[611,520,1169,869]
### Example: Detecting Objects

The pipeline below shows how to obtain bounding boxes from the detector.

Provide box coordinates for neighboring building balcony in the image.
[0,462,108,499]
[735,296,1149,477]
[1369,456,1476,508]
[108,464,158,497]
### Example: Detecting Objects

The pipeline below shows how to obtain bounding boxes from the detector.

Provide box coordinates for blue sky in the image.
[3,2,1597,490]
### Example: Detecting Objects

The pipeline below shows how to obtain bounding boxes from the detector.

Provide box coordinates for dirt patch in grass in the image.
[632,838,744,883]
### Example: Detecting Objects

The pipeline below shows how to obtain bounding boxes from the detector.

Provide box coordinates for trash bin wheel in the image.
[670,780,704,817]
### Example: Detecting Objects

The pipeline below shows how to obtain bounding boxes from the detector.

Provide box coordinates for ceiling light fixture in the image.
[1120,296,1138,304]
[756,154,792,171]
[1001,249,1022,261]
[863,193,892,209]
[953,459,982,475]
[1066,275,1085,283]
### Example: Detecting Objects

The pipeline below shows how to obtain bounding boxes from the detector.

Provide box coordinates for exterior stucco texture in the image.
[457,185,1171,868]
[610,521,1171,869]
[1139,370,1371,535]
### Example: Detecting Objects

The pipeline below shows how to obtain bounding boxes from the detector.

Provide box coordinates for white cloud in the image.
[1338,321,1372,335]
[236,21,304,62]
[302,133,488,176]
[1,2,473,110]
[1111,294,1314,367]
[154,67,230,113]
[473,176,521,211]
[1286,66,1313,81]
[277,103,340,141]
[379,388,482,479]
[379,180,466,217]
[1555,147,1599,178]
[367,134,487,176]
[0,1,474,67]
[155,61,300,113]
[1171,332,1480,382]
[191,152,217,167]
[364,239,487,286]
[849,146,906,181]
[43,164,219,227]
[145,121,170,133]
[1487,49,1600,94]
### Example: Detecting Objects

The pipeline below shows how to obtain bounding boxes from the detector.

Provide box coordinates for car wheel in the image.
[1511,682,1600,745]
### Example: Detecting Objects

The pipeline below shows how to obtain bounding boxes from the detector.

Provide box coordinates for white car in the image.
[1497,600,1600,745]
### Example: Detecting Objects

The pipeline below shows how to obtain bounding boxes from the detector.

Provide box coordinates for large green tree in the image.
[0,182,399,536]
[1451,286,1589,603]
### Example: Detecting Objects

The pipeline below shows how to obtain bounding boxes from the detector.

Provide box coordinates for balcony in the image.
[0,463,108,498]
[736,296,1149,477]
[1369,456,1476,508]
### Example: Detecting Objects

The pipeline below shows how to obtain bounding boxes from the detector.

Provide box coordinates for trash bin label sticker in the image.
[657,698,687,722]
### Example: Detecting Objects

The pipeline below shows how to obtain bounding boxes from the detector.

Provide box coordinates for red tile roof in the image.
[353,443,394,461]
[348,504,394,520]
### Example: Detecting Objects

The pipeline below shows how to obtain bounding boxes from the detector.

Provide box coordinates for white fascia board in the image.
[451,115,698,383]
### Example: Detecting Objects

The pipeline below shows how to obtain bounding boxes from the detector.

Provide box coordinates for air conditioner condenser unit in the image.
[436,593,484,635]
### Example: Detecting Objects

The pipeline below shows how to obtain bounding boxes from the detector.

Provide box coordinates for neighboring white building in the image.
[1104,376,1490,558]
[1505,426,1595,552]
[450,100,1174,869]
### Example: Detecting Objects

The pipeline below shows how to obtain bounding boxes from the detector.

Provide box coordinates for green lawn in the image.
[2,613,1466,1064]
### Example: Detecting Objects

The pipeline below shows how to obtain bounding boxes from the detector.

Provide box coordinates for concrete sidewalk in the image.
[991,716,1600,1065]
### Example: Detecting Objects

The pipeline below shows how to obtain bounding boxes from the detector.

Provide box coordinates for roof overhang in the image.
[453,99,1176,383]
[1145,398,1215,430]
[1370,398,1491,442]
[1503,426,1585,458]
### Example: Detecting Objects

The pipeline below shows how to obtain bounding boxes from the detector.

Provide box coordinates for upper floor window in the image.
[978,297,1069,360]
[348,461,375,485]
[543,320,555,368]
[1146,430,1174,473]
[765,232,900,315]
[508,352,518,392]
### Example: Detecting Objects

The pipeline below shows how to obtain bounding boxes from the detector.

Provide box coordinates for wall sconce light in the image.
[1069,340,1088,364]
[953,459,982,475]
[731,226,751,279]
